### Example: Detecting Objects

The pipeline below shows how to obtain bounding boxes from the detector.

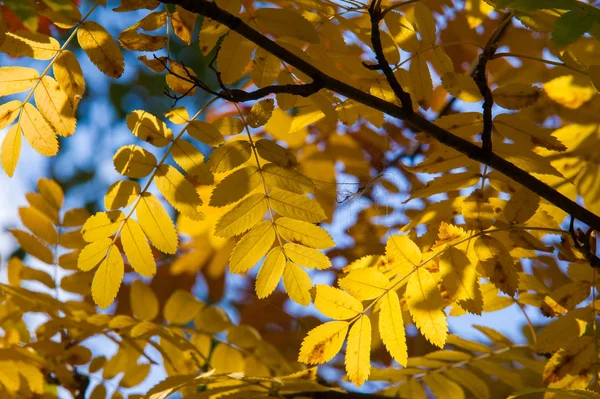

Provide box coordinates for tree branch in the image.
[157,0,600,232]
[367,0,413,112]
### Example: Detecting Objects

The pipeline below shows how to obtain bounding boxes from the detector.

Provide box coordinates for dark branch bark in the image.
[473,53,493,155]
[368,0,413,112]
[158,0,600,232]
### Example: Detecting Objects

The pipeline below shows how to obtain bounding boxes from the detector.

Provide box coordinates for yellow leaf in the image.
[209,165,262,207]
[385,234,421,275]
[493,113,566,152]
[186,120,224,146]
[255,140,298,168]
[430,47,454,75]
[136,193,178,254]
[252,47,280,88]
[406,171,480,202]
[171,139,213,182]
[439,247,477,302]
[256,246,286,298]
[406,267,448,348]
[34,76,76,136]
[298,321,348,364]
[118,30,166,51]
[217,30,255,84]
[37,178,63,210]
[81,211,124,242]
[338,269,389,300]
[18,206,57,244]
[113,145,157,178]
[255,8,319,44]
[164,106,188,124]
[284,243,331,270]
[211,344,245,373]
[78,238,112,271]
[345,315,371,387]
[154,164,204,220]
[276,69,298,110]
[214,193,268,237]
[53,50,85,110]
[543,75,594,109]
[165,61,197,96]
[122,218,156,277]
[164,289,204,324]
[92,246,124,308]
[262,163,314,194]
[1,124,21,177]
[78,21,124,78]
[275,217,335,249]
[409,54,432,109]
[0,31,60,60]
[492,82,541,110]
[413,3,436,45]
[380,29,400,65]
[20,266,55,288]
[130,280,159,321]
[504,187,539,224]
[474,235,519,296]
[379,291,407,366]
[423,373,465,399]
[10,228,53,264]
[384,12,419,53]
[208,140,252,173]
[20,103,58,156]
[171,6,196,45]
[195,305,231,333]
[444,368,489,399]
[0,100,21,130]
[441,72,483,103]
[229,220,275,273]
[269,188,327,222]
[461,189,495,230]
[126,110,173,147]
[314,285,363,320]
[0,66,39,96]
[104,180,141,210]
[283,261,312,306]
[247,99,274,128]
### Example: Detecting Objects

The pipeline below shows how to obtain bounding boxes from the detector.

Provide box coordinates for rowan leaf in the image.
[413,3,436,45]
[20,103,58,156]
[256,246,286,298]
[81,211,124,243]
[261,163,314,194]
[492,83,542,110]
[441,72,483,102]
[186,120,224,146]
[18,206,57,245]
[252,47,280,88]
[385,234,422,275]
[275,217,335,249]
[298,321,349,364]
[126,110,173,147]
[214,193,268,237]
[78,239,113,271]
[136,193,178,254]
[208,140,252,173]
[209,165,262,207]
[0,31,60,60]
[121,218,156,277]
[406,267,448,348]
[346,315,371,387]
[92,246,124,308]
[1,124,21,177]
[0,66,39,96]
[379,291,407,366]
[171,139,212,182]
[113,145,157,178]
[217,31,254,84]
[338,269,389,301]
[255,8,319,43]
[10,228,53,264]
[474,235,519,296]
[314,285,363,320]
[247,99,274,128]
[229,220,275,273]
[269,188,327,222]
[283,261,312,306]
[154,164,204,220]
[53,50,85,110]
[34,76,76,137]
[78,21,124,78]
[439,247,477,302]
[284,243,331,270]
[164,290,203,324]
[104,180,141,210]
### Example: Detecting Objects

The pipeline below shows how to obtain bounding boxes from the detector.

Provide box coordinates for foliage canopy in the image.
[2,0,600,397]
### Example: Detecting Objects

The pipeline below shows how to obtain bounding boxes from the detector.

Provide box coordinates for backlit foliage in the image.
[2,0,600,397]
